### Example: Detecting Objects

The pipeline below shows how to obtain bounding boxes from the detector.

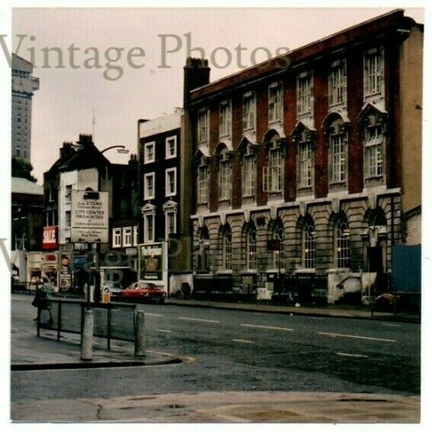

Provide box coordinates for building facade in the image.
[139,109,192,293]
[183,10,422,303]
[43,135,139,292]
[12,54,39,162]
[11,177,44,282]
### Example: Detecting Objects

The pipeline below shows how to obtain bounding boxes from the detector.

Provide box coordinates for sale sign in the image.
[42,226,58,250]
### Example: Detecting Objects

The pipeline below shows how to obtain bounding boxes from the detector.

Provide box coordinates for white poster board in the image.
[71,190,109,243]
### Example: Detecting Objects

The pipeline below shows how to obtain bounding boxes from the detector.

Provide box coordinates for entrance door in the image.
[368,247,383,273]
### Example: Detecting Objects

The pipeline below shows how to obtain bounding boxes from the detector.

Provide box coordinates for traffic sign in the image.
[71,190,109,243]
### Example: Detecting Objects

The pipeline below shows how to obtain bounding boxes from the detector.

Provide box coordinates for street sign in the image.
[125,247,137,256]
[71,190,109,243]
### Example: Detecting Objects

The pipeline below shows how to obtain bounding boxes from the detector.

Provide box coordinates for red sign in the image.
[42,226,58,250]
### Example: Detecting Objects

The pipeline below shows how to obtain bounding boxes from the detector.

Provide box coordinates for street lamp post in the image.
[100,145,129,154]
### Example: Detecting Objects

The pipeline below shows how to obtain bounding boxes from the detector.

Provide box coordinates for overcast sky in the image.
[11,7,424,183]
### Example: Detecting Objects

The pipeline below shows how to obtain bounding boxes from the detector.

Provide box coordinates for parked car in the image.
[101,281,124,297]
[122,282,166,304]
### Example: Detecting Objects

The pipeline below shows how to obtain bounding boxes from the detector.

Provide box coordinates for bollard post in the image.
[81,309,94,361]
[135,310,146,357]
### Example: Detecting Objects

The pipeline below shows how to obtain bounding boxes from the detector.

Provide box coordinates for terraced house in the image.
[182,10,422,304]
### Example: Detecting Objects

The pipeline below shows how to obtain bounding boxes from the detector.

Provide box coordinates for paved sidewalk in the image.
[11,324,181,369]
[11,391,420,422]
[166,298,420,323]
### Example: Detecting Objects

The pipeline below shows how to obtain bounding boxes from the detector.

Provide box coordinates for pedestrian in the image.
[32,276,54,325]
[31,278,44,321]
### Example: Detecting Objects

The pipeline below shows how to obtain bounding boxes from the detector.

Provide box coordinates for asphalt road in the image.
[11,296,421,403]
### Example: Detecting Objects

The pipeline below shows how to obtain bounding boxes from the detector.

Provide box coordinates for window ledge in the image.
[268,118,282,125]
[240,269,257,275]
[328,102,347,110]
[365,176,384,181]
[294,268,316,274]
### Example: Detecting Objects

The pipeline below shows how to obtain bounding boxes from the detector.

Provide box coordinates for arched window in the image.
[219,148,232,201]
[335,215,350,268]
[247,224,257,270]
[271,220,285,270]
[222,225,232,270]
[370,208,387,227]
[303,218,316,269]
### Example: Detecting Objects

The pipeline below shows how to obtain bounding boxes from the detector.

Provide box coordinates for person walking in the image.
[32,276,54,325]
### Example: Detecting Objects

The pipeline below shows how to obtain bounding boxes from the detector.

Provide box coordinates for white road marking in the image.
[232,339,255,344]
[178,317,220,324]
[144,313,163,317]
[157,329,172,333]
[336,352,369,358]
[318,331,396,343]
[241,324,294,332]
[381,323,401,327]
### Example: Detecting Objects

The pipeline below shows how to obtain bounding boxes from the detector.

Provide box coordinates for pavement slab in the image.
[11,392,421,423]
[165,299,420,323]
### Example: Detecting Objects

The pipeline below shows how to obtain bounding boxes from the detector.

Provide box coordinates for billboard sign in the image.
[139,243,167,285]
[71,190,109,243]
[42,226,58,250]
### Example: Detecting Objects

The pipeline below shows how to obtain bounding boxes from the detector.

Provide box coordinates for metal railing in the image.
[11,281,37,295]
[37,299,137,349]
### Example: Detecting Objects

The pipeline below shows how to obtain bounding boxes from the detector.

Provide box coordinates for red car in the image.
[122,282,166,304]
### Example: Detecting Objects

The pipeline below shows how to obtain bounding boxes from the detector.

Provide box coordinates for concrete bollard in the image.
[81,309,94,361]
[135,310,146,357]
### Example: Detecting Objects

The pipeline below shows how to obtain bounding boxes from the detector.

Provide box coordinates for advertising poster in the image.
[139,243,164,281]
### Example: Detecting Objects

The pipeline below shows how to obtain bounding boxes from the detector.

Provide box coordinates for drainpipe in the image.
[136,119,148,277]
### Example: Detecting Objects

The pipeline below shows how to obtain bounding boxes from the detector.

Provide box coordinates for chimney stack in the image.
[183,57,210,104]
[77,134,93,145]
[60,142,75,159]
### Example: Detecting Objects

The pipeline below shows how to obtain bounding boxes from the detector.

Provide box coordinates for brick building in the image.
[183,10,422,303]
